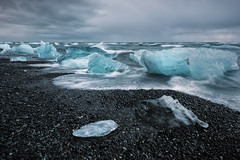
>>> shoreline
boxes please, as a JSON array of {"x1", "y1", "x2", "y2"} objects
[{"x1": 0, "y1": 57, "x2": 239, "y2": 159}]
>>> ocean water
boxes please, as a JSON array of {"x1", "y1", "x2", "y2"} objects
[{"x1": 2, "y1": 42, "x2": 240, "y2": 112}]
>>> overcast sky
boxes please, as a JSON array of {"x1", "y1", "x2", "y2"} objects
[{"x1": 0, "y1": 0, "x2": 240, "y2": 42}]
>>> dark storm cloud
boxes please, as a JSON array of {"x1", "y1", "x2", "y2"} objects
[{"x1": 0, "y1": 0, "x2": 240, "y2": 42}]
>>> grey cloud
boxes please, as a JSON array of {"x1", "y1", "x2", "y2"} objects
[{"x1": 0, "y1": 0, "x2": 240, "y2": 42}]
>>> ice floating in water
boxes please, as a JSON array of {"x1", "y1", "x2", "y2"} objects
[
  {"x1": 129, "y1": 50, "x2": 149, "y2": 66},
  {"x1": 36, "y1": 41, "x2": 60, "y2": 59},
  {"x1": 57, "y1": 45, "x2": 116, "y2": 63},
  {"x1": 12, "y1": 43, "x2": 34, "y2": 55},
  {"x1": 0, "y1": 44, "x2": 11, "y2": 54},
  {"x1": 141, "y1": 48, "x2": 239, "y2": 79},
  {"x1": 71, "y1": 42, "x2": 79, "y2": 46},
  {"x1": 91, "y1": 42, "x2": 118, "y2": 55},
  {"x1": 73, "y1": 120, "x2": 118, "y2": 137},
  {"x1": 54, "y1": 42, "x2": 60, "y2": 46},
  {"x1": 60, "y1": 56, "x2": 90, "y2": 69},
  {"x1": 161, "y1": 44, "x2": 184, "y2": 48},
  {"x1": 136, "y1": 95, "x2": 208, "y2": 128},
  {"x1": 10, "y1": 56, "x2": 27, "y2": 62},
  {"x1": 88, "y1": 53, "x2": 128, "y2": 73}
]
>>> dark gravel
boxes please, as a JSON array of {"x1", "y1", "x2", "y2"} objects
[{"x1": 0, "y1": 56, "x2": 240, "y2": 159}]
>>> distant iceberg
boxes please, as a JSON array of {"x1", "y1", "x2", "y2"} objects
[
  {"x1": 10, "y1": 56, "x2": 27, "y2": 62},
  {"x1": 0, "y1": 44, "x2": 11, "y2": 54},
  {"x1": 36, "y1": 41, "x2": 60, "y2": 59},
  {"x1": 88, "y1": 53, "x2": 128, "y2": 74},
  {"x1": 138, "y1": 48, "x2": 239, "y2": 79},
  {"x1": 57, "y1": 45, "x2": 116, "y2": 63},
  {"x1": 12, "y1": 43, "x2": 34, "y2": 55}
]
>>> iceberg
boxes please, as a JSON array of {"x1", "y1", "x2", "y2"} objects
[
  {"x1": 60, "y1": 56, "x2": 90, "y2": 69},
  {"x1": 88, "y1": 53, "x2": 128, "y2": 74},
  {"x1": 141, "y1": 48, "x2": 239, "y2": 79},
  {"x1": 36, "y1": 41, "x2": 60, "y2": 59},
  {"x1": 57, "y1": 46, "x2": 116, "y2": 63},
  {"x1": 73, "y1": 120, "x2": 118, "y2": 137},
  {"x1": 136, "y1": 95, "x2": 208, "y2": 128},
  {"x1": 12, "y1": 43, "x2": 34, "y2": 55},
  {"x1": 0, "y1": 44, "x2": 11, "y2": 54},
  {"x1": 130, "y1": 50, "x2": 151, "y2": 66},
  {"x1": 10, "y1": 56, "x2": 27, "y2": 62}
]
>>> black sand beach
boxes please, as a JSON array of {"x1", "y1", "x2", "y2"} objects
[{"x1": 0, "y1": 56, "x2": 239, "y2": 159}]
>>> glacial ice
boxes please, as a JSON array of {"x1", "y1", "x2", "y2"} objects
[
  {"x1": 0, "y1": 44, "x2": 11, "y2": 54},
  {"x1": 36, "y1": 41, "x2": 60, "y2": 59},
  {"x1": 129, "y1": 50, "x2": 149, "y2": 66},
  {"x1": 140, "y1": 48, "x2": 239, "y2": 79},
  {"x1": 10, "y1": 56, "x2": 27, "y2": 62},
  {"x1": 12, "y1": 43, "x2": 34, "y2": 55},
  {"x1": 73, "y1": 120, "x2": 118, "y2": 137},
  {"x1": 88, "y1": 53, "x2": 128, "y2": 74},
  {"x1": 57, "y1": 46, "x2": 116, "y2": 63},
  {"x1": 60, "y1": 56, "x2": 90, "y2": 69},
  {"x1": 136, "y1": 95, "x2": 208, "y2": 128}
]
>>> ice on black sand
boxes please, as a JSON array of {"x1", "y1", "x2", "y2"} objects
[
  {"x1": 73, "y1": 120, "x2": 118, "y2": 137},
  {"x1": 136, "y1": 95, "x2": 209, "y2": 128}
]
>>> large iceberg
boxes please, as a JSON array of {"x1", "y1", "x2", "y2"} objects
[
  {"x1": 88, "y1": 53, "x2": 128, "y2": 74},
  {"x1": 12, "y1": 43, "x2": 34, "y2": 55},
  {"x1": 136, "y1": 95, "x2": 208, "y2": 128},
  {"x1": 73, "y1": 120, "x2": 118, "y2": 137},
  {"x1": 0, "y1": 44, "x2": 11, "y2": 54},
  {"x1": 140, "y1": 48, "x2": 239, "y2": 79},
  {"x1": 36, "y1": 41, "x2": 60, "y2": 59}
]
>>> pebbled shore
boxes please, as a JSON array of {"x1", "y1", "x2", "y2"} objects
[{"x1": 0, "y1": 57, "x2": 239, "y2": 159}]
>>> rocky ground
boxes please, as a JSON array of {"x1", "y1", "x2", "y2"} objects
[{"x1": 0, "y1": 56, "x2": 239, "y2": 159}]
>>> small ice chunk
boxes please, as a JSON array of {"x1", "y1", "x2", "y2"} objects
[
  {"x1": 36, "y1": 41, "x2": 60, "y2": 59},
  {"x1": 12, "y1": 43, "x2": 34, "y2": 55},
  {"x1": 136, "y1": 95, "x2": 208, "y2": 128},
  {"x1": 73, "y1": 120, "x2": 118, "y2": 137},
  {"x1": 88, "y1": 53, "x2": 128, "y2": 73},
  {"x1": 0, "y1": 44, "x2": 11, "y2": 54},
  {"x1": 10, "y1": 56, "x2": 27, "y2": 62}
]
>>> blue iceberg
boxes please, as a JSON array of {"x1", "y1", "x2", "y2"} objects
[
  {"x1": 60, "y1": 56, "x2": 90, "y2": 69},
  {"x1": 12, "y1": 43, "x2": 34, "y2": 55},
  {"x1": 141, "y1": 48, "x2": 239, "y2": 79},
  {"x1": 88, "y1": 53, "x2": 128, "y2": 74},
  {"x1": 36, "y1": 41, "x2": 60, "y2": 59},
  {"x1": 73, "y1": 120, "x2": 118, "y2": 137},
  {"x1": 0, "y1": 44, "x2": 11, "y2": 54},
  {"x1": 57, "y1": 45, "x2": 116, "y2": 63}
]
